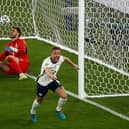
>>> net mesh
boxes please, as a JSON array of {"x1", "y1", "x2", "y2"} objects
[
  {"x1": 85, "y1": 0, "x2": 129, "y2": 97},
  {"x1": 0, "y1": 0, "x2": 129, "y2": 97},
  {"x1": 0, "y1": 0, "x2": 34, "y2": 37},
  {"x1": 35, "y1": 0, "x2": 78, "y2": 50},
  {"x1": 85, "y1": 0, "x2": 129, "y2": 72}
]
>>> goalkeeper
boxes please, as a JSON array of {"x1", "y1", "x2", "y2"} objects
[
  {"x1": 30, "y1": 47, "x2": 79, "y2": 123},
  {"x1": 0, "y1": 26, "x2": 29, "y2": 80}
]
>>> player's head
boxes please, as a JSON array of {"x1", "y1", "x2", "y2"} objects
[
  {"x1": 9, "y1": 26, "x2": 21, "y2": 39},
  {"x1": 51, "y1": 47, "x2": 61, "y2": 63}
]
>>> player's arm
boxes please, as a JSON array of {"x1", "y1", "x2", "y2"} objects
[
  {"x1": 44, "y1": 67, "x2": 57, "y2": 80},
  {"x1": 63, "y1": 56, "x2": 79, "y2": 71},
  {"x1": 5, "y1": 42, "x2": 18, "y2": 53},
  {"x1": 0, "y1": 51, "x2": 7, "y2": 61},
  {"x1": 6, "y1": 40, "x2": 27, "y2": 54},
  {"x1": 40, "y1": 59, "x2": 57, "y2": 80},
  {"x1": 0, "y1": 43, "x2": 11, "y2": 61}
]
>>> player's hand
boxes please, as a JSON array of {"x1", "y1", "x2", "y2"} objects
[
  {"x1": 73, "y1": 64, "x2": 79, "y2": 71},
  {"x1": 5, "y1": 46, "x2": 18, "y2": 52},
  {"x1": 9, "y1": 46, "x2": 18, "y2": 52},
  {"x1": 5, "y1": 47, "x2": 11, "y2": 52},
  {"x1": 50, "y1": 75, "x2": 57, "y2": 80}
]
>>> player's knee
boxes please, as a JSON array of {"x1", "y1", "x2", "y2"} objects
[
  {"x1": 0, "y1": 61, "x2": 3, "y2": 66},
  {"x1": 58, "y1": 91, "x2": 67, "y2": 99},
  {"x1": 61, "y1": 94, "x2": 67, "y2": 100},
  {"x1": 6, "y1": 56, "x2": 19, "y2": 63},
  {"x1": 36, "y1": 96, "x2": 43, "y2": 104}
]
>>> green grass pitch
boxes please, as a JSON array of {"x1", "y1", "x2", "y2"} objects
[{"x1": 0, "y1": 39, "x2": 129, "y2": 129}]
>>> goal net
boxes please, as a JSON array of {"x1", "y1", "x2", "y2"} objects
[
  {"x1": 84, "y1": 0, "x2": 129, "y2": 97},
  {"x1": 34, "y1": 0, "x2": 78, "y2": 51},
  {"x1": 0, "y1": 0, "x2": 129, "y2": 98},
  {"x1": 33, "y1": 0, "x2": 129, "y2": 98},
  {"x1": 0, "y1": 0, "x2": 34, "y2": 38}
]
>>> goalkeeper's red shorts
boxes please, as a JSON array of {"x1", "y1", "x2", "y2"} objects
[{"x1": 5, "y1": 61, "x2": 29, "y2": 75}]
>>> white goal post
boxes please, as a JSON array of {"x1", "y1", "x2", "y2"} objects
[{"x1": 0, "y1": 0, "x2": 129, "y2": 98}]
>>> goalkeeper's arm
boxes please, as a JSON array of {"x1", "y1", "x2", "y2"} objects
[{"x1": 44, "y1": 67, "x2": 57, "y2": 80}]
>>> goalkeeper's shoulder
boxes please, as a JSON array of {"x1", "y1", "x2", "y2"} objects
[{"x1": 18, "y1": 38, "x2": 27, "y2": 45}]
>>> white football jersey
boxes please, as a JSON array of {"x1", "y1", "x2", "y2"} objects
[{"x1": 37, "y1": 56, "x2": 64, "y2": 86}]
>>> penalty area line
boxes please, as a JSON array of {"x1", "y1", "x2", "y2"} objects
[{"x1": 26, "y1": 73, "x2": 129, "y2": 122}]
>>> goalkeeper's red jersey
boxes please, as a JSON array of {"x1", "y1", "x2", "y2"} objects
[{"x1": 0, "y1": 38, "x2": 29, "y2": 63}]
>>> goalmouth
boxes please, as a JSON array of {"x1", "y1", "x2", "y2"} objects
[{"x1": 0, "y1": 0, "x2": 129, "y2": 98}]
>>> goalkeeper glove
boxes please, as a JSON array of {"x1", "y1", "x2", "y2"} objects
[
  {"x1": 5, "y1": 47, "x2": 11, "y2": 52},
  {"x1": 5, "y1": 46, "x2": 18, "y2": 53}
]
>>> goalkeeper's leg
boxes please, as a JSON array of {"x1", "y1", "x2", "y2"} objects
[
  {"x1": 0, "y1": 61, "x2": 10, "y2": 72},
  {"x1": 6, "y1": 56, "x2": 27, "y2": 80}
]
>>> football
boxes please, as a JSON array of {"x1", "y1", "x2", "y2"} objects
[{"x1": 0, "y1": 15, "x2": 10, "y2": 24}]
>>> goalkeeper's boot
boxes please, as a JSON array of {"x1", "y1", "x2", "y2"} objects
[
  {"x1": 30, "y1": 114, "x2": 37, "y2": 123},
  {"x1": 56, "y1": 111, "x2": 66, "y2": 120},
  {"x1": 19, "y1": 73, "x2": 28, "y2": 80}
]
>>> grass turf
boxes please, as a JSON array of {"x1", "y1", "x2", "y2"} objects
[{"x1": 0, "y1": 39, "x2": 129, "y2": 129}]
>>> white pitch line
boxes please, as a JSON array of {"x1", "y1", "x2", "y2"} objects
[
  {"x1": 25, "y1": 73, "x2": 37, "y2": 80},
  {"x1": 26, "y1": 73, "x2": 129, "y2": 122},
  {"x1": 67, "y1": 91, "x2": 129, "y2": 121}
]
